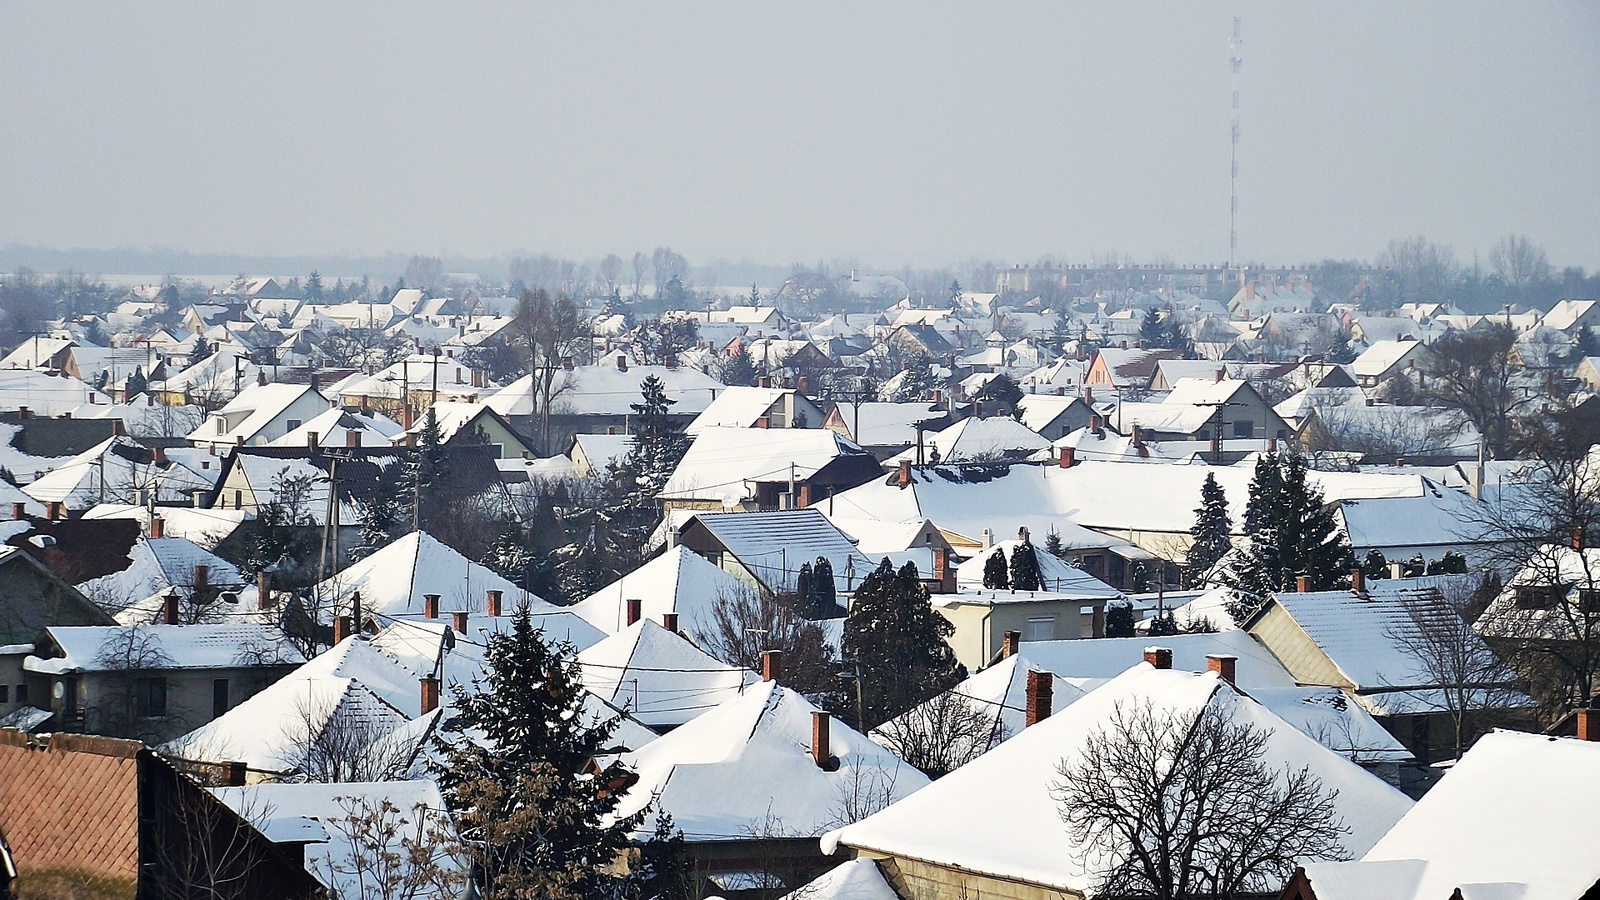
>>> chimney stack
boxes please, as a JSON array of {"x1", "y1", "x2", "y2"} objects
[
  {"x1": 307, "y1": 431, "x2": 319, "y2": 451},
  {"x1": 452, "y1": 611, "x2": 469, "y2": 634},
  {"x1": 933, "y1": 548, "x2": 955, "y2": 593},
  {"x1": 420, "y1": 676, "x2": 440, "y2": 715},
  {"x1": 762, "y1": 649, "x2": 783, "y2": 683},
  {"x1": 226, "y1": 762, "x2": 247, "y2": 787},
  {"x1": 626, "y1": 598, "x2": 643, "y2": 626},
  {"x1": 1002, "y1": 630, "x2": 1022, "y2": 658},
  {"x1": 10, "y1": 502, "x2": 23, "y2": 521},
  {"x1": 47, "y1": 501, "x2": 62, "y2": 521},
  {"x1": 150, "y1": 516, "x2": 165, "y2": 538},
  {"x1": 1578, "y1": 709, "x2": 1599, "y2": 742},
  {"x1": 334, "y1": 615, "x2": 352, "y2": 644},
  {"x1": 1144, "y1": 646, "x2": 1173, "y2": 669},
  {"x1": 1207, "y1": 654, "x2": 1238, "y2": 686},
  {"x1": 1296, "y1": 575, "x2": 1311, "y2": 593},
  {"x1": 424, "y1": 594, "x2": 440, "y2": 619},
  {"x1": 811, "y1": 711, "x2": 832, "y2": 768},
  {"x1": 486, "y1": 590, "x2": 503, "y2": 618},
  {"x1": 1059, "y1": 446, "x2": 1076, "y2": 468},
  {"x1": 616, "y1": 354, "x2": 627, "y2": 372},
  {"x1": 1025, "y1": 669, "x2": 1053, "y2": 726},
  {"x1": 346, "y1": 429, "x2": 362, "y2": 448},
  {"x1": 152, "y1": 446, "x2": 166, "y2": 466},
  {"x1": 258, "y1": 570, "x2": 274, "y2": 610},
  {"x1": 1351, "y1": 568, "x2": 1366, "y2": 594},
  {"x1": 1092, "y1": 603, "x2": 1106, "y2": 638},
  {"x1": 194, "y1": 565, "x2": 209, "y2": 598},
  {"x1": 898, "y1": 460, "x2": 911, "y2": 487},
  {"x1": 662, "y1": 612, "x2": 679, "y2": 634},
  {"x1": 163, "y1": 591, "x2": 181, "y2": 625},
  {"x1": 1574, "y1": 528, "x2": 1586, "y2": 551}
]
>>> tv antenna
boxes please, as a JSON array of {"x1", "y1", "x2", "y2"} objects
[{"x1": 1229, "y1": 16, "x2": 1243, "y2": 271}]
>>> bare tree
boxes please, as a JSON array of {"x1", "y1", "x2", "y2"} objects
[
  {"x1": 825, "y1": 762, "x2": 900, "y2": 828},
  {"x1": 316, "y1": 795, "x2": 465, "y2": 900},
  {"x1": 597, "y1": 254, "x2": 624, "y2": 296},
  {"x1": 288, "y1": 689, "x2": 401, "y2": 783},
  {"x1": 871, "y1": 689, "x2": 998, "y2": 779},
  {"x1": 508, "y1": 289, "x2": 587, "y2": 453},
  {"x1": 404, "y1": 255, "x2": 444, "y2": 294},
  {"x1": 145, "y1": 775, "x2": 294, "y2": 900},
  {"x1": 94, "y1": 624, "x2": 180, "y2": 740},
  {"x1": 631, "y1": 252, "x2": 649, "y2": 300},
  {"x1": 692, "y1": 585, "x2": 841, "y2": 703},
  {"x1": 1378, "y1": 237, "x2": 1458, "y2": 304},
  {"x1": 1051, "y1": 698, "x2": 1349, "y2": 900},
  {"x1": 1387, "y1": 580, "x2": 1527, "y2": 760},
  {"x1": 1421, "y1": 323, "x2": 1525, "y2": 456},
  {"x1": 1489, "y1": 234, "x2": 1551, "y2": 289}
]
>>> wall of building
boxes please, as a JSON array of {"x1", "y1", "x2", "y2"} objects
[
  {"x1": 1246, "y1": 603, "x2": 1351, "y2": 689},
  {"x1": 874, "y1": 853, "x2": 1087, "y2": 900}
]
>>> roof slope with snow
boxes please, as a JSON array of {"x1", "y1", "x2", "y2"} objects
[
  {"x1": 954, "y1": 541, "x2": 1122, "y2": 597},
  {"x1": 577, "y1": 620, "x2": 758, "y2": 728},
  {"x1": 77, "y1": 536, "x2": 246, "y2": 611},
  {"x1": 487, "y1": 364, "x2": 724, "y2": 418},
  {"x1": 569, "y1": 545, "x2": 753, "y2": 635},
  {"x1": 309, "y1": 531, "x2": 556, "y2": 622},
  {"x1": 662, "y1": 428, "x2": 874, "y2": 505},
  {"x1": 25, "y1": 623, "x2": 302, "y2": 674},
  {"x1": 824, "y1": 663, "x2": 1413, "y2": 894},
  {"x1": 885, "y1": 416, "x2": 1052, "y2": 465},
  {"x1": 685, "y1": 509, "x2": 877, "y2": 594}
]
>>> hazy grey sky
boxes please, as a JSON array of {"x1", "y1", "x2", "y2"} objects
[{"x1": 2, "y1": 2, "x2": 1596, "y2": 270}]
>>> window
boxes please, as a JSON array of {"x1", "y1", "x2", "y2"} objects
[
  {"x1": 1580, "y1": 589, "x2": 1600, "y2": 614},
  {"x1": 1025, "y1": 616, "x2": 1055, "y2": 641},
  {"x1": 285, "y1": 419, "x2": 302, "y2": 431},
  {"x1": 1515, "y1": 585, "x2": 1560, "y2": 610},
  {"x1": 134, "y1": 678, "x2": 167, "y2": 718},
  {"x1": 1232, "y1": 420, "x2": 1254, "y2": 439},
  {"x1": 212, "y1": 679, "x2": 230, "y2": 718},
  {"x1": 15, "y1": 684, "x2": 26, "y2": 704},
  {"x1": 0, "y1": 685, "x2": 8, "y2": 704}
]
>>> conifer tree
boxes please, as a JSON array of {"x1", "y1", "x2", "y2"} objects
[
  {"x1": 718, "y1": 344, "x2": 757, "y2": 387},
  {"x1": 1187, "y1": 473, "x2": 1233, "y2": 583},
  {"x1": 795, "y1": 562, "x2": 815, "y2": 611},
  {"x1": 434, "y1": 606, "x2": 651, "y2": 898},
  {"x1": 1363, "y1": 548, "x2": 1388, "y2": 580},
  {"x1": 1225, "y1": 450, "x2": 1352, "y2": 620},
  {"x1": 982, "y1": 548, "x2": 1010, "y2": 589},
  {"x1": 811, "y1": 557, "x2": 838, "y2": 617},
  {"x1": 839, "y1": 559, "x2": 966, "y2": 730},
  {"x1": 1008, "y1": 537, "x2": 1043, "y2": 591},
  {"x1": 1043, "y1": 527, "x2": 1067, "y2": 559},
  {"x1": 1105, "y1": 600, "x2": 1136, "y2": 637}
]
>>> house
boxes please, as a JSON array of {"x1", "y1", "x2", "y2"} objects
[
  {"x1": 1014, "y1": 393, "x2": 1095, "y2": 440},
  {"x1": 1083, "y1": 346, "x2": 1185, "y2": 389},
  {"x1": 1285, "y1": 728, "x2": 1600, "y2": 900},
  {"x1": 268, "y1": 406, "x2": 403, "y2": 449},
  {"x1": 822, "y1": 657, "x2": 1412, "y2": 900},
  {"x1": 188, "y1": 381, "x2": 332, "y2": 449},
  {"x1": 484, "y1": 362, "x2": 725, "y2": 454},
  {"x1": 335, "y1": 354, "x2": 490, "y2": 424},
  {"x1": 570, "y1": 545, "x2": 755, "y2": 636},
  {"x1": 1475, "y1": 542, "x2": 1600, "y2": 652},
  {"x1": 76, "y1": 537, "x2": 247, "y2": 620},
  {"x1": 685, "y1": 385, "x2": 826, "y2": 432},
  {"x1": 0, "y1": 368, "x2": 112, "y2": 416},
  {"x1": 0, "y1": 335, "x2": 75, "y2": 371},
  {"x1": 610, "y1": 678, "x2": 929, "y2": 894},
  {"x1": 1113, "y1": 377, "x2": 1293, "y2": 444},
  {"x1": 23, "y1": 623, "x2": 303, "y2": 741},
  {"x1": 885, "y1": 416, "x2": 1052, "y2": 465},
  {"x1": 1244, "y1": 575, "x2": 1534, "y2": 764},
  {"x1": 0, "y1": 730, "x2": 322, "y2": 898},
  {"x1": 398, "y1": 401, "x2": 537, "y2": 458},
  {"x1": 1332, "y1": 485, "x2": 1498, "y2": 570},
  {"x1": 1351, "y1": 339, "x2": 1432, "y2": 387},
  {"x1": 22, "y1": 436, "x2": 213, "y2": 513},
  {"x1": 675, "y1": 509, "x2": 878, "y2": 598},
  {"x1": 568, "y1": 432, "x2": 635, "y2": 477},
  {"x1": 933, "y1": 587, "x2": 1115, "y2": 673},
  {"x1": 0, "y1": 546, "x2": 116, "y2": 726},
  {"x1": 819, "y1": 402, "x2": 950, "y2": 460},
  {"x1": 1542, "y1": 298, "x2": 1600, "y2": 335},
  {"x1": 577, "y1": 619, "x2": 757, "y2": 730},
  {"x1": 884, "y1": 323, "x2": 957, "y2": 359},
  {"x1": 660, "y1": 428, "x2": 883, "y2": 513}
]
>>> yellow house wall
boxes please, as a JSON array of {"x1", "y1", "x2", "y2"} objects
[
  {"x1": 1246, "y1": 602, "x2": 1351, "y2": 688},
  {"x1": 874, "y1": 855, "x2": 1086, "y2": 900}
]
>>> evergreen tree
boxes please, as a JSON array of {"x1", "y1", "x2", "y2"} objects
[
  {"x1": 1146, "y1": 610, "x2": 1180, "y2": 636},
  {"x1": 1362, "y1": 548, "x2": 1388, "y2": 580},
  {"x1": 892, "y1": 358, "x2": 939, "y2": 402},
  {"x1": 982, "y1": 548, "x2": 1010, "y2": 589},
  {"x1": 973, "y1": 373, "x2": 1023, "y2": 416},
  {"x1": 1105, "y1": 600, "x2": 1136, "y2": 637},
  {"x1": 1008, "y1": 537, "x2": 1043, "y2": 591},
  {"x1": 795, "y1": 563, "x2": 815, "y2": 611},
  {"x1": 811, "y1": 557, "x2": 838, "y2": 617},
  {"x1": 1225, "y1": 450, "x2": 1352, "y2": 613},
  {"x1": 123, "y1": 365, "x2": 147, "y2": 399},
  {"x1": 402, "y1": 410, "x2": 450, "y2": 533},
  {"x1": 1187, "y1": 473, "x2": 1233, "y2": 583},
  {"x1": 434, "y1": 606, "x2": 649, "y2": 898},
  {"x1": 593, "y1": 376, "x2": 692, "y2": 570},
  {"x1": 1049, "y1": 315, "x2": 1074, "y2": 354},
  {"x1": 481, "y1": 527, "x2": 537, "y2": 591},
  {"x1": 304, "y1": 270, "x2": 324, "y2": 303},
  {"x1": 718, "y1": 344, "x2": 758, "y2": 386},
  {"x1": 839, "y1": 559, "x2": 966, "y2": 730},
  {"x1": 1043, "y1": 526, "x2": 1066, "y2": 559}
]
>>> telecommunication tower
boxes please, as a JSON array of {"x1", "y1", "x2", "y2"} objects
[{"x1": 1229, "y1": 16, "x2": 1243, "y2": 271}]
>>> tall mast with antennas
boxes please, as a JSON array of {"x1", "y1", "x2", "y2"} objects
[{"x1": 1229, "y1": 16, "x2": 1243, "y2": 271}]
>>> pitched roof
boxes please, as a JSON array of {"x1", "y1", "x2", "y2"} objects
[
  {"x1": 484, "y1": 364, "x2": 724, "y2": 418},
  {"x1": 25, "y1": 623, "x2": 302, "y2": 674},
  {"x1": 884, "y1": 416, "x2": 1051, "y2": 465},
  {"x1": 577, "y1": 620, "x2": 758, "y2": 728},
  {"x1": 77, "y1": 536, "x2": 246, "y2": 612},
  {"x1": 661, "y1": 428, "x2": 874, "y2": 504},
  {"x1": 952, "y1": 541, "x2": 1121, "y2": 597},
  {"x1": 684, "y1": 509, "x2": 877, "y2": 594},
  {"x1": 824, "y1": 663, "x2": 1413, "y2": 893},
  {"x1": 569, "y1": 545, "x2": 753, "y2": 635},
  {"x1": 308, "y1": 530, "x2": 557, "y2": 623},
  {"x1": 685, "y1": 386, "x2": 796, "y2": 432}
]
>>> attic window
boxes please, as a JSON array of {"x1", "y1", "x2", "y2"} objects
[
  {"x1": 1514, "y1": 585, "x2": 1561, "y2": 610},
  {"x1": 1580, "y1": 588, "x2": 1600, "y2": 614}
]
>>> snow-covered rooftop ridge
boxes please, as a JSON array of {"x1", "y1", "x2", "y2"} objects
[
  {"x1": 25, "y1": 623, "x2": 302, "y2": 674},
  {"x1": 577, "y1": 619, "x2": 757, "y2": 728},
  {"x1": 952, "y1": 540, "x2": 1122, "y2": 598},
  {"x1": 308, "y1": 530, "x2": 555, "y2": 623},
  {"x1": 569, "y1": 545, "x2": 752, "y2": 635}
]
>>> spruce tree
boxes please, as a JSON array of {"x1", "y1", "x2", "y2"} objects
[
  {"x1": 1187, "y1": 473, "x2": 1233, "y2": 583},
  {"x1": 1043, "y1": 527, "x2": 1066, "y2": 559},
  {"x1": 1363, "y1": 548, "x2": 1388, "y2": 580},
  {"x1": 982, "y1": 548, "x2": 1010, "y2": 589},
  {"x1": 718, "y1": 345, "x2": 757, "y2": 387},
  {"x1": 839, "y1": 559, "x2": 966, "y2": 730},
  {"x1": 1008, "y1": 538, "x2": 1043, "y2": 591},
  {"x1": 1105, "y1": 600, "x2": 1136, "y2": 637},
  {"x1": 434, "y1": 606, "x2": 648, "y2": 897},
  {"x1": 811, "y1": 557, "x2": 838, "y2": 617},
  {"x1": 1226, "y1": 450, "x2": 1352, "y2": 614},
  {"x1": 795, "y1": 563, "x2": 815, "y2": 611}
]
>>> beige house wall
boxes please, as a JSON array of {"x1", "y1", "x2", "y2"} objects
[
  {"x1": 871, "y1": 854, "x2": 1087, "y2": 900},
  {"x1": 1246, "y1": 602, "x2": 1351, "y2": 688}
]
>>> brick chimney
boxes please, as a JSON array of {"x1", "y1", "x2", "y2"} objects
[
  {"x1": 1059, "y1": 446, "x2": 1076, "y2": 467},
  {"x1": 1574, "y1": 528, "x2": 1586, "y2": 551},
  {"x1": 47, "y1": 501, "x2": 62, "y2": 521},
  {"x1": 150, "y1": 516, "x2": 165, "y2": 538},
  {"x1": 486, "y1": 590, "x2": 503, "y2": 618},
  {"x1": 307, "y1": 431, "x2": 319, "y2": 451},
  {"x1": 932, "y1": 548, "x2": 955, "y2": 593},
  {"x1": 346, "y1": 429, "x2": 362, "y2": 448},
  {"x1": 1025, "y1": 669, "x2": 1053, "y2": 726},
  {"x1": 626, "y1": 598, "x2": 643, "y2": 626},
  {"x1": 811, "y1": 711, "x2": 832, "y2": 768},
  {"x1": 194, "y1": 565, "x2": 209, "y2": 598},
  {"x1": 163, "y1": 591, "x2": 181, "y2": 625},
  {"x1": 1351, "y1": 568, "x2": 1366, "y2": 594},
  {"x1": 10, "y1": 502, "x2": 23, "y2": 521},
  {"x1": 1092, "y1": 603, "x2": 1106, "y2": 638},
  {"x1": 257, "y1": 570, "x2": 274, "y2": 609},
  {"x1": 152, "y1": 446, "x2": 166, "y2": 466},
  {"x1": 1207, "y1": 654, "x2": 1238, "y2": 686},
  {"x1": 762, "y1": 649, "x2": 783, "y2": 683},
  {"x1": 898, "y1": 460, "x2": 911, "y2": 488},
  {"x1": 424, "y1": 594, "x2": 440, "y2": 619},
  {"x1": 662, "y1": 612, "x2": 679, "y2": 634},
  {"x1": 1144, "y1": 646, "x2": 1173, "y2": 669},
  {"x1": 420, "y1": 676, "x2": 440, "y2": 715},
  {"x1": 616, "y1": 354, "x2": 627, "y2": 372},
  {"x1": 452, "y1": 611, "x2": 469, "y2": 634},
  {"x1": 1296, "y1": 575, "x2": 1311, "y2": 593},
  {"x1": 226, "y1": 761, "x2": 247, "y2": 786},
  {"x1": 1002, "y1": 630, "x2": 1022, "y2": 658},
  {"x1": 334, "y1": 615, "x2": 352, "y2": 644}
]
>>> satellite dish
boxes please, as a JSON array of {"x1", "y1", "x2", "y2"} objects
[{"x1": 27, "y1": 535, "x2": 56, "y2": 549}]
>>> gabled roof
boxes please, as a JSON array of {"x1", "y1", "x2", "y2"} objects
[
  {"x1": 23, "y1": 436, "x2": 212, "y2": 510},
  {"x1": 186, "y1": 382, "x2": 329, "y2": 445},
  {"x1": 484, "y1": 364, "x2": 724, "y2": 418},
  {"x1": 661, "y1": 428, "x2": 876, "y2": 505},
  {"x1": 310, "y1": 530, "x2": 557, "y2": 623},
  {"x1": 569, "y1": 545, "x2": 753, "y2": 635},
  {"x1": 823, "y1": 663, "x2": 1413, "y2": 893},
  {"x1": 612, "y1": 679, "x2": 929, "y2": 840},
  {"x1": 77, "y1": 536, "x2": 246, "y2": 612},
  {"x1": 270, "y1": 407, "x2": 402, "y2": 448},
  {"x1": 952, "y1": 541, "x2": 1121, "y2": 598},
  {"x1": 1352, "y1": 339, "x2": 1428, "y2": 378},
  {"x1": 685, "y1": 386, "x2": 798, "y2": 433},
  {"x1": 873, "y1": 654, "x2": 1087, "y2": 753},
  {"x1": 683, "y1": 509, "x2": 876, "y2": 595},
  {"x1": 25, "y1": 623, "x2": 302, "y2": 674},
  {"x1": 577, "y1": 620, "x2": 758, "y2": 728},
  {"x1": 0, "y1": 368, "x2": 111, "y2": 416},
  {"x1": 884, "y1": 416, "x2": 1051, "y2": 465},
  {"x1": 1301, "y1": 730, "x2": 1600, "y2": 900}
]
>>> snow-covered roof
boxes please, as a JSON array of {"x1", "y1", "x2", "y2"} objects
[
  {"x1": 612, "y1": 679, "x2": 929, "y2": 840},
  {"x1": 875, "y1": 654, "x2": 1087, "y2": 755},
  {"x1": 80, "y1": 504, "x2": 247, "y2": 549},
  {"x1": 569, "y1": 545, "x2": 753, "y2": 635},
  {"x1": 952, "y1": 541, "x2": 1121, "y2": 597},
  {"x1": 1352, "y1": 339, "x2": 1427, "y2": 378},
  {"x1": 270, "y1": 407, "x2": 402, "y2": 448},
  {"x1": 1477, "y1": 543, "x2": 1600, "y2": 642},
  {"x1": 833, "y1": 402, "x2": 946, "y2": 448},
  {"x1": 22, "y1": 436, "x2": 212, "y2": 510},
  {"x1": 1301, "y1": 730, "x2": 1600, "y2": 900},
  {"x1": 823, "y1": 663, "x2": 1413, "y2": 893},
  {"x1": 0, "y1": 369, "x2": 112, "y2": 416},
  {"x1": 661, "y1": 428, "x2": 872, "y2": 505},
  {"x1": 309, "y1": 531, "x2": 557, "y2": 623},
  {"x1": 684, "y1": 386, "x2": 795, "y2": 433},
  {"x1": 568, "y1": 433, "x2": 634, "y2": 475},
  {"x1": 187, "y1": 382, "x2": 329, "y2": 445},
  {"x1": 884, "y1": 416, "x2": 1052, "y2": 465},
  {"x1": 781, "y1": 859, "x2": 901, "y2": 900},
  {"x1": 685, "y1": 509, "x2": 877, "y2": 595},
  {"x1": 25, "y1": 622, "x2": 299, "y2": 674},
  {"x1": 577, "y1": 620, "x2": 758, "y2": 728},
  {"x1": 1335, "y1": 485, "x2": 1491, "y2": 550},
  {"x1": 77, "y1": 536, "x2": 246, "y2": 612},
  {"x1": 484, "y1": 364, "x2": 724, "y2": 418}
]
